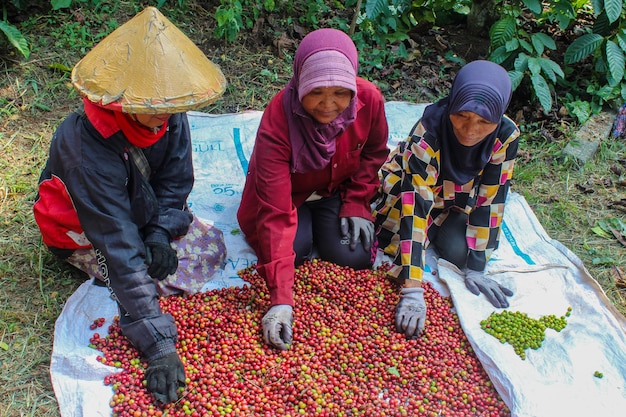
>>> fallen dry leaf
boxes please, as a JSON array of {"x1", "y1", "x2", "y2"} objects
[
  {"x1": 610, "y1": 266, "x2": 626, "y2": 289},
  {"x1": 72, "y1": 9, "x2": 86, "y2": 24},
  {"x1": 434, "y1": 34, "x2": 449, "y2": 51},
  {"x1": 609, "y1": 199, "x2": 626, "y2": 212},
  {"x1": 610, "y1": 163, "x2": 622, "y2": 176},
  {"x1": 601, "y1": 177, "x2": 613, "y2": 187},
  {"x1": 575, "y1": 183, "x2": 595, "y2": 194},
  {"x1": 273, "y1": 32, "x2": 297, "y2": 58},
  {"x1": 609, "y1": 227, "x2": 626, "y2": 246}
]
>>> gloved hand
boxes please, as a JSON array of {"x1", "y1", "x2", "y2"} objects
[
  {"x1": 145, "y1": 352, "x2": 186, "y2": 404},
  {"x1": 463, "y1": 268, "x2": 513, "y2": 308},
  {"x1": 340, "y1": 216, "x2": 374, "y2": 251},
  {"x1": 144, "y1": 229, "x2": 178, "y2": 280},
  {"x1": 262, "y1": 304, "x2": 293, "y2": 350},
  {"x1": 395, "y1": 286, "x2": 427, "y2": 340}
]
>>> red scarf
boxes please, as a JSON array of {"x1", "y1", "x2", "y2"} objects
[{"x1": 82, "y1": 98, "x2": 167, "y2": 148}]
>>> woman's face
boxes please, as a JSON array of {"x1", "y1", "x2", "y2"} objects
[
  {"x1": 133, "y1": 113, "x2": 171, "y2": 129},
  {"x1": 449, "y1": 111, "x2": 498, "y2": 146},
  {"x1": 301, "y1": 87, "x2": 353, "y2": 124}
]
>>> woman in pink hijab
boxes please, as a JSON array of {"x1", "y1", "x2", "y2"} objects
[{"x1": 237, "y1": 28, "x2": 389, "y2": 350}]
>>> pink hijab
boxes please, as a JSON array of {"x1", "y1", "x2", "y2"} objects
[{"x1": 282, "y1": 28, "x2": 359, "y2": 173}]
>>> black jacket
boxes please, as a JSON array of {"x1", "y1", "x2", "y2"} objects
[{"x1": 34, "y1": 109, "x2": 194, "y2": 359}]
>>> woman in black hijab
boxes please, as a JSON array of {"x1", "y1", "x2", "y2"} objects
[{"x1": 373, "y1": 60, "x2": 520, "y2": 340}]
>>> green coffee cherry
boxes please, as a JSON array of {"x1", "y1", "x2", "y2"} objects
[{"x1": 480, "y1": 308, "x2": 570, "y2": 360}]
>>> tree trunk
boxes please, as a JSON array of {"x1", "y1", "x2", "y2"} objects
[{"x1": 467, "y1": 0, "x2": 500, "y2": 38}]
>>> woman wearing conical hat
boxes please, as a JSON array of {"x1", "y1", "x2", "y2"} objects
[{"x1": 33, "y1": 7, "x2": 227, "y2": 404}]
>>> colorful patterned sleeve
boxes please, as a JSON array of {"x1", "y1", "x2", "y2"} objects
[
  {"x1": 374, "y1": 122, "x2": 440, "y2": 282},
  {"x1": 466, "y1": 116, "x2": 520, "y2": 271}
]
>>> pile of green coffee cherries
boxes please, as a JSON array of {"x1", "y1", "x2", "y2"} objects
[{"x1": 480, "y1": 307, "x2": 572, "y2": 360}]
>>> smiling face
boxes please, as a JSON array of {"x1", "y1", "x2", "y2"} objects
[
  {"x1": 449, "y1": 111, "x2": 498, "y2": 146},
  {"x1": 133, "y1": 113, "x2": 171, "y2": 129},
  {"x1": 300, "y1": 87, "x2": 353, "y2": 124}
]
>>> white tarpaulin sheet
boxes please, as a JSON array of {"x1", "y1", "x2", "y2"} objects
[{"x1": 50, "y1": 102, "x2": 626, "y2": 417}]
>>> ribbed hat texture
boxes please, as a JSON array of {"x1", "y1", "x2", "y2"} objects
[{"x1": 297, "y1": 50, "x2": 357, "y2": 101}]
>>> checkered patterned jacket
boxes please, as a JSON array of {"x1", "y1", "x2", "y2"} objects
[{"x1": 373, "y1": 115, "x2": 520, "y2": 282}]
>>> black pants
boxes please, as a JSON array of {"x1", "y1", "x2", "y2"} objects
[
  {"x1": 430, "y1": 210, "x2": 469, "y2": 269},
  {"x1": 294, "y1": 193, "x2": 372, "y2": 270}
]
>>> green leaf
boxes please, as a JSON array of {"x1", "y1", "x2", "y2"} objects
[
  {"x1": 602, "y1": 218, "x2": 626, "y2": 234},
  {"x1": 555, "y1": 14, "x2": 570, "y2": 31},
  {"x1": 595, "y1": 218, "x2": 626, "y2": 243},
  {"x1": 593, "y1": 11, "x2": 611, "y2": 37},
  {"x1": 590, "y1": 0, "x2": 603, "y2": 15},
  {"x1": 537, "y1": 57, "x2": 564, "y2": 82},
  {"x1": 531, "y1": 36, "x2": 544, "y2": 55},
  {"x1": 519, "y1": 38, "x2": 533, "y2": 54},
  {"x1": 591, "y1": 226, "x2": 613, "y2": 239},
  {"x1": 613, "y1": 218, "x2": 626, "y2": 232},
  {"x1": 591, "y1": 256, "x2": 615, "y2": 265},
  {"x1": 33, "y1": 102, "x2": 52, "y2": 111},
  {"x1": 604, "y1": 0, "x2": 622, "y2": 24},
  {"x1": 0, "y1": 21, "x2": 30, "y2": 59},
  {"x1": 564, "y1": 34, "x2": 604, "y2": 64},
  {"x1": 0, "y1": 341, "x2": 8, "y2": 351},
  {"x1": 513, "y1": 53, "x2": 529, "y2": 72},
  {"x1": 530, "y1": 73, "x2": 552, "y2": 112},
  {"x1": 397, "y1": 42, "x2": 409, "y2": 59},
  {"x1": 489, "y1": 46, "x2": 512, "y2": 64},
  {"x1": 509, "y1": 70, "x2": 524, "y2": 91},
  {"x1": 51, "y1": 0, "x2": 72, "y2": 10},
  {"x1": 528, "y1": 57, "x2": 541, "y2": 77},
  {"x1": 553, "y1": 0, "x2": 576, "y2": 18},
  {"x1": 48, "y1": 63, "x2": 73, "y2": 72},
  {"x1": 532, "y1": 32, "x2": 556, "y2": 52},
  {"x1": 522, "y1": 0, "x2": 542, "y2": 15},
  {"x1": 387, "y1": 366, "x2": 400, "y2": 377},
  {"x1": 605, "y1": 41, "x2": 625, "y2": 86},
  {"x1": 505, "y1": 38, "x2": 520, "y2": 53},
  {"x1": 452, "y1": 3, "x2": 470, "y2": 15},
  {"x1": 552, "y1": 1, "x2": 576, "y2": 30},
  {"x1": 365, "y1": 0, "x2": 388, "y2": 19},
  {"x1": 565, "y1": 100, "x2": 591, "y2": 124},
  {"x1": 264, "y1": 0, "x2": 276, "y2": 12},
  {"x1": 489, "y1": 17, "x2": 517, "y2": 50},
  {"x1": 444, "y1": 50, "x2": 465, "y2": 65},
  {"x1": 616, "y1": 31, "x2": 626, "y2": 53}
]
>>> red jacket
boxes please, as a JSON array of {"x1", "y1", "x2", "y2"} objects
[{"x1": 237, "y1": 77, "x2": 389, "y2": 306}]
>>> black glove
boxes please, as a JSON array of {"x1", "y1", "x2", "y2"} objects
[
  {"x1": 340, "y1": 216, "x2": 374, "y2": 251},
  {"x1": 144, "y1": 229, "x2": 178, "y2": 280},
  {"x1": 145, "y1": 352, "x2": 186, "y2": 404}
]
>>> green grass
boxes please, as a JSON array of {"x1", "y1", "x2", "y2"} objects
[
  {"x1": 514, "y1": 130, "x2": 626, "y2": 311},
  {"x1": 0, "y1": 2, "x2": 624, "y2": 416}
]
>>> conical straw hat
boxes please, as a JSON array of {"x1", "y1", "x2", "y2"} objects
[{"x1": 71, "y1": 6, "x2": 227, "y2": 113}]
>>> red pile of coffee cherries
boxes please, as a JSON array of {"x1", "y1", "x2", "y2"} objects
[{"x1": 90, "y1": 260, "x2": 510, "y2": 416}]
